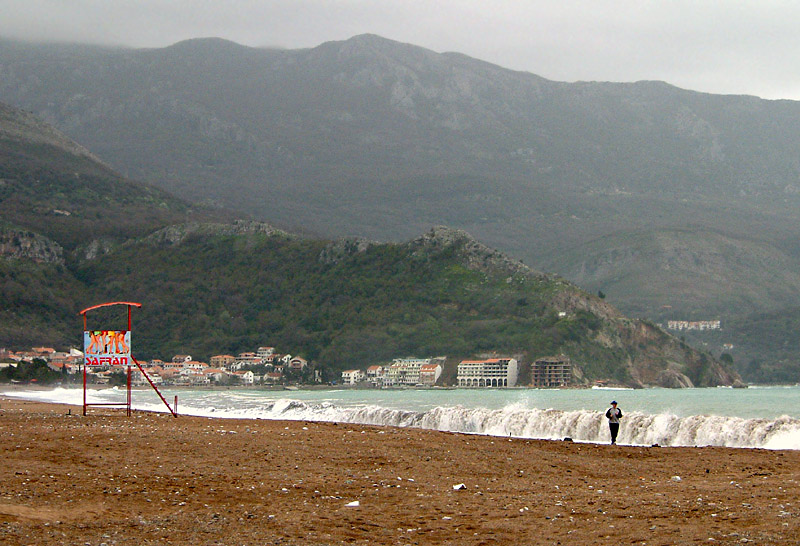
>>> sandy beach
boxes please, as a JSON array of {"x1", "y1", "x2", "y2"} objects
[{"x1": 1, "y1": 397, "x2": 799, "y2": 545}]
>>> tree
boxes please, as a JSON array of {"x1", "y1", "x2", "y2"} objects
[{"x1": 108, "y1": 370, "x2": 128, "y2": 387}]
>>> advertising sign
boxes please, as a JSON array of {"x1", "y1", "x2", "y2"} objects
[{"x1": 83, "y1": 330, "x2": 131, "y2": 367}]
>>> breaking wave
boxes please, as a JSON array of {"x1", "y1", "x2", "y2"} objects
[
  {"x1": 183, "y1": 398, "x2": 800, "y2": 450},
  {"x1": 6, "y1": 387, "x2": 800, "y2": 450}
]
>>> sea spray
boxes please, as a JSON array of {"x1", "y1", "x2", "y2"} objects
[
  {"x1": 6, "y1": 386, "x2": 800, "y2": 450},
  {"x1": 171, "y1": 397, "x2": 800, "y2": 449}
]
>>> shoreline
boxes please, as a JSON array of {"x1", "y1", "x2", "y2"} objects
[
  {"x1": 2, "y1": 396, "x2": 800, "y2": 544},
  {"x1": 3, "y1": 386, "x2": 800, "y2": 451}
]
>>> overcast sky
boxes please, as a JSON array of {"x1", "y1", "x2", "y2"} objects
[{"x1": 2, "y1": 0, "x2": 799, "y2": 100}]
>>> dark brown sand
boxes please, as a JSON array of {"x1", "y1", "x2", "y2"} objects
[{"x1": 1, "y1": 396, "x2": 799, "y2": 545}]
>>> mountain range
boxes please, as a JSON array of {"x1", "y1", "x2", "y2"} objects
[
  {"x1": 1, "y1": 34, "x2": 800, "y2": 378},
  {"x1": 0, "y1": 99, "x2": 739, "y2": 387}
]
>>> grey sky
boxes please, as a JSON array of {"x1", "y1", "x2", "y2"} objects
[{"x1": 2, "y1": 0, "x2": 799, "y2": 100}]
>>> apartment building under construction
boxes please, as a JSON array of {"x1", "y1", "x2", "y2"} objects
[{"x1": 531, "y1": 355, "x2": 572, "y2": 387}]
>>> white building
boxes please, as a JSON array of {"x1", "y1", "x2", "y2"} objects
[
  {"x1": 231, "y1": 353, "x2": 261, "y2": 371},
  {"x1": 132, "y1": 368, "x2": 163, "y2": 386},
  {"x1": 257, "y1": 346, "x2": 275, "y2": 361},
  {"x1": 202, "y1": 368, "x2": 229, "y2": 383},
  {"x1": 457, "y1": 358, "x2": 518, "y2": 388},
  {"x1": 233, "y1": 370, "x2": 255, "y2": 385},
  {"x1": 341, "y1": 369, "x2": 365, "y2": 385},
  {"x1": 384, "y1": 357, "x2": 446, "y2": 386},
  {"x1": 419, "y1": 363, "x2": 443, "y2": 386},
  {"x1": 366, "y1": 365, "x2": 385, "y2": 386},
  {"x1": 385, "y1": 358, "x2": 423, "y2": 386}
]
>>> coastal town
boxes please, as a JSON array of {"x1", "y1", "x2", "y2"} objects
[
  {"x1": 0, "y1": 345, "x2": 316, "y2": 386},
  {"x1": 0, "y1": 346, "x2": 575, "y2": 388}
]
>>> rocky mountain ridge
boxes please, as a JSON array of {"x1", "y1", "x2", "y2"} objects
[
  {"x1": 0, "y1": 227, "x2": 63, "y2": 264},
  {"x1": 2, "y1": 34, "x2": 800, "y2": 327},
  {"x1": 0, "y1": 97, "x2": 739, "y2": 386}
]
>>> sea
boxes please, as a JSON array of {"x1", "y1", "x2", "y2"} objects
[{"x1": 4, "y1": 385, "x2": 800, "y2": 450}]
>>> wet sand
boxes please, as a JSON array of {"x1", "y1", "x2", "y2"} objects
[{"x1": 1, "y1": 396, "x2": 799, "y2": 545}]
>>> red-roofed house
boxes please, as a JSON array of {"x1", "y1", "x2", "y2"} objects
[
  {"x1": 232, "y1": 370, "x2": 255, "y2": 385},
  {"x1": 341, "y1": 369, "x2": 365, "y2": 385},
  {"x1": 419, "y1": 363, "x2": 442, "y2": 386},
  {"x1": 366, "y1": 365, "x2": 385, "y2": 386},
  {"x1": 32, "y1": 347, "x2": 56, "y2": 358},
  {"x1": 202, "y1": 368, "x2": 228, "y2": 383},
  {"x1": 133, "y1": 368, "x2": 164, "y2": 386},
  {"x1": 210, "y1": 355, "x2": 235, "y2": 369},
  {"x1": 289, "y1": 357, "x2": 307, "y2": 370}
]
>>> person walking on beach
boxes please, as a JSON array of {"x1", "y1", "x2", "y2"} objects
[{"x1": 605, "y1": 401, "x2": 622, "y2": 444}]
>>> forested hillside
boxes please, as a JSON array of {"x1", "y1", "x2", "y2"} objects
[
  {"x1": 0, "y1": 101, "x2": 230, "y2": 347},
  {"x1": 68, "y1": 223, "x2": 736, "y2": 387},
  {"x1": 0, "y1": 100, "x2": 739, "y2": 386}
]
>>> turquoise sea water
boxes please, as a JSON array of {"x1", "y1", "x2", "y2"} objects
[{"x1": 4, "y1": 385, "x2": 800, "y2": 450}]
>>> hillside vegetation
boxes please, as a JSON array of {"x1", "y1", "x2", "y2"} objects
[
  {"x1": 0, "y1": 100, "x2": 230, "y2": 347},
  {"x1": 0, "y1": 102, "x2": 738, "y2": 387},
  {"x1": 719, "y1": 308, "x2": 800, "y2": 383},
  {"x1": 71, "y1": 223, "x2": 736, "y2": 387},
  {"x1": 545, "y1": 229, "x2": 800, "y2": 319},
  {"x1": 0, "y1": 102, "x2": 230, "y2": 252}
]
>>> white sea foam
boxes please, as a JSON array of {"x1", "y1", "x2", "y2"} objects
[{"x1": 5, "y1": 387, "x2": 800, "y2": 450}]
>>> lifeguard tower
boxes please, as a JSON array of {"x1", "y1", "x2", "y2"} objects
[{"x1": 79, "y1": 301, "x2": 177, "y2": 417}]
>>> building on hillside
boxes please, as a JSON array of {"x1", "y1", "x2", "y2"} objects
[
  {"x1": 237, "y1": 352, "x2": 260, "y2": 361},
  {"x1": 48, "y1": 351, "x2": 82, "y2": 373},
  {"x1": 341, "y1": 369, "x2": 365, "y2": 385},
  {"x1": 257, "y1": 347, "x2": 275, "y2": 360},
  {"x1": 419, "y1": 362, "x2": 443, "y2": 386},
  {"x1": 366, "y1": 365, "x2": 385, "y2": 386},
  {"x1": 179, "y1": 367, "x2": 210, "y2": 385},
  {"x1": 457, "y1": 358, "x2": 518, "y2": 388},
  {"x1": 385, "y1": 358, "x2": 422, "y2": 386},
  {"x1": 163, "y1": 360, "x2": 187, "y2": 371},
  {"x1": 133, "y1": 368, "x2": 164, "y2": 386},
  {"x1": 230, "y1": 353, "x2": 261, "y2": 370},
  {"x1": 210, "y1": 355, "x2": 235, "y2": 369},
  {"x1": 202, "y1": 368, "x2": 229, "y2": 383},
  {"x1": 232, "y1": 370, "x2": 255, "y2": 385},
  {"x1": 666, "y1": 320, "x2": 721, "y2": 331},
  {"x1": 172, "y1": 354, "x2": 192, "y2": 363},
  {"x1": 158, "y1": 368, "x2": 179, "y2": 383},
  {"x1": 46, "y1": 361, "x2": 80, "y2": 374},
  {"x1": 289, "y1": 357, "x2": 308, "y2": 371},
  {"x1": 531, "y1": 355, "x2": 572, "y2": 387},
  {"x1": 384, "y1": 357, "x2": 447, "y2": 386},
  {"x1": 32, "y1": 347, "x2": 56, "y2": 358}
]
